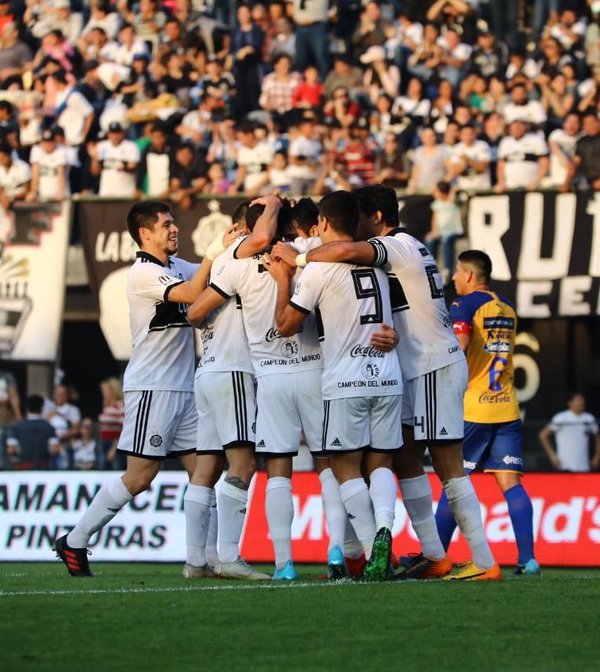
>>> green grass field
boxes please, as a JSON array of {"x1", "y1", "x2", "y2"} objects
[{"x1": 2, "y1": 563, "x2": 599, "y2": 672}]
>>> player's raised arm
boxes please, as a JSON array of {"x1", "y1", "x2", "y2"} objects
[
  {"x1": 273, "y1": 239, "x2": 379, "y2": 267},
  {"x1": 167, "y1": 256, "x2": 213, "y2": 304},
  {"x1": 235, "y1": 195, "x2": 283, "y2": 258},
  {"x1": 267, "y1": 256, "x2": 307, "y2": 336}
]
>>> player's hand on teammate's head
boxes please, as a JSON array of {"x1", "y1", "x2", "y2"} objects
[
  {"x1": 249, "y1": 195, "x2": 283, "y2": 209},
  {"x1": 222, "y1": 223, "x2": 242, "y2": 248},
  {"x1": 370, "y1": 324, "x2": 399, "y2": 353},
  {"x1": 271, "y1": 241, "x2": 298, "y2": 266}
]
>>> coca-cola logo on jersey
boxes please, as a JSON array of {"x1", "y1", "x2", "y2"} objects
[
  {"x1": 265, "y1": 328, "x2": 282, "y2": 342},
  {"x1": 350, "y1": 345, "x2": 384, "y2": 358}
]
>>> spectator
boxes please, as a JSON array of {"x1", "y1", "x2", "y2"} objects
[
  {"x1": 207, "y1": 118, "x2": 238, "y2": 181},
  {"x1": 407, "y1": 126, "x2": 450, "y2": 193},
  {"x1": 0, "y1": 21, "x2": 32, "y2": 88},
  {"x1": 258, "y1": 54, "x2": 302, "y2": 116},
  {"x1": 539, "y1": 393, "x2": 600, "y2": 472},
  {"x1": 230, "y1": 120, "x2": 273, "y2": 195},
  {"x1": 0, "y1": 142, "x2": 31, "y2": 212},
  {"x1": 290, "y1": 0, "x2": 329, "y2": 80},
  {"x1": 194, "y1": 55, "x2": 236, "y2": 117},
  {"x1": 337, "y1": 116, "x2": 378, "y2": 186},
  {"x1": 231, "y1": 2, "x2": 264, "y2": 117},
  {"x1": 5, "y1": 394, "x2": 60, "y2": 470},
  {"x1": 266, "y1": 150, "x2": 292, "y2": 194},
  {"x1": 496, "y1": 118, "x2": 549, "y2": 192},
  {"x1": 436, "y1": 28, "x2": 472, "y2": 88},
  {"x1": 98, "y1": 377, "x2": 124, "y2": 470},
  {"x1": 563, "y1": 111, "x2": 600, "y2": 191},
  {"x1": 374, "y1": 132, "x2": 409, "y2": 188},
  {"x1": 546, "y1": 111, "x2": 581, "y2": 187},
  {"x1": 169, "y1": 140, "x2": 208, "y2": 205},
  {"x1": 351, "y1": 0, "x2": 385, "y2": 60},
  {"x1": 323, "y1": 85, "x2": 362, "y2": 129},
  {"x1": 0, "y1": 369, "x2": 21, "y2": 435},
  {"x1": 176, "y1": 92, "x2": 215, "y2": 148},
  {"x1": 469, "y1": 28, "x2": 508, "y2": 80},
  {"x1": 322, "y1": 54, "x2": 363, "y2": 100},
  {"x1": 291, "y1": 65, "x2": 324, "y2": 109},
  {"x1": 100, "y1": 21, "x2": 149, "y2": 67},
  {"x1": 548, "y1": 8, "x2": 586, "y2": 54},
  {"x1": 447, "y1": 123, "x2": 492, "y2": 191},
  {"x1": 80, "y1": 0, "x2": 121, "y2": 42},
  {"x1": 26, "y1": 127, "x2": 69, "y2": 202},
  {"x1": 202, "y1": 160, "x2": 233, "y2": 195},
  {"x1": 91, "y1": 121, "x2": 140, "y2": 197},
  {"x1": 480, "y1": 111, "x2": 505, "y2": 184},
  {"x1": 287, "y1": 115, "x2": 322, "y2": 195},
  {"x1": 47, "y1": 69, "x2": 94, "y2": 148},
  {"x1": 540, "y1": 73, "x2": 576, "y2": 132},
  {"x1": 71, "y1": 418, "x2": 98, "y2": 470},
  {"x1": 359, "y1": 44, "x2": 401, "y2": 104},
  {"x1": 425, "y1": 180, "x2": 464, "y2": 282},
  {"x1": 267, "y1": 16, "x2": 296, "y2": 62},
  {"x1": 43, "y1": 383, "x2": 81, "y2": 469},
  {"x1": 407, "y1": 21, "x2": 441, "y2": 84},
  {"x1": 137, "y1": 122, "x2": 172, "y2": 197},
  {"x1": 392, "y1": 76, "x2": 431, "y2": 135}
]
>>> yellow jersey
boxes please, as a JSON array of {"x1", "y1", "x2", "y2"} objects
[{"x1": 450, "y1": 290, "x2": 520, "y2": 424}]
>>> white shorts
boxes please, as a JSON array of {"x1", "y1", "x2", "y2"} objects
[
  {"x1": 255, "y1": 369, "x2": 322, "y2": 456},
  {"x1": 118, "y1": 390, "x2": 197, "y2": 460},
  {"x1": 402, "y1": 360, "x2": 468, "y2": 442},
  {"x1": 194, "y1": 370, "x2": 256, "y2": 453},
  {"x1": 322, "y1": 395, "x2": 403, "y2": 454}
]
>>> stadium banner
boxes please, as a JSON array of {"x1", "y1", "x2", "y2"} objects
[
  {"x1": 1, "y1": 471, "x2": 600, "y2": 566},
  {"x1": 468, "y1": 191, "x2": 600, "y2": 318},
  {"x1": 76, "y1": 197, "x2": 246, "y2": 360},
  {"x1": 0, "y1": 201, "x2": 71, "y2": 361}
]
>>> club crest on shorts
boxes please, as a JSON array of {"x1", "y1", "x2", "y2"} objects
[{"x1": 149, "y1": 434, "x2": 163, "y2": 449}]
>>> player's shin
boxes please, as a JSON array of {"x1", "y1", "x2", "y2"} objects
[
  {"x1": 368, "y1": 467, "x2": 397, "y2": 531},
  {"x1": 184, "y1": 484, "x2": 214, "y2": 567},
  {"x1": 504, "y1": 484, "x2": 535, "y2": 565},
  {"x1": 434, "y1": 489, "x2": 458, "y2": 551},
  {"x1": 265, "y1": 476, "x2": 294, "y2": 569},
  {"x1": 318, "y1": 467, "x2": 347, "y2": 551},
  {"x1": 400, "y1": 474, "x2": 446, "y2": 560},
  {"x1": 217, "y1": 478, "x2": 249, "y2": 563},
  {"x1": 339, "y1": 478, "x2": 377, "y2": 557}
]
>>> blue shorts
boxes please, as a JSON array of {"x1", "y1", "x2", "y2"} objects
[{"x1": 462, "y1": 420, "x2": 524, "y2": 473}]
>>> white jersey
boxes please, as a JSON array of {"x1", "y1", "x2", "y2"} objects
[
  {"x1": 210, "y1": 254, "x2": 322, "y2": 378},
  {"x1": 237, "y1": 141, "x2": 273, "y2": 192},
  {"x1": 503, "y1": 101, "x2": 547, "y2": 126},
  {"x1": 97, "y1": 139, "x2": 141, "y2": 197},
  {"x1": 369, "y1": 231, "x2": 464, "y2": 380},
  {"x1": 123, "y1": 252, "x2": 198, "y2": 392},
  {"x1": 196, "y1": 239, "x2": 253, "y2": 376},
  {"x1": 449, "y1": 140, "x2": 492, "y2": 190},
  {"x1": 55, "y1": 88, "x2": 94, "y2": 146},
  {"x1": 547, "y1": 128, "x2": 580, "y2": 186},
  {"x1": 290, "y1": 261, "x2": 401, "y2": 400},
  {"x1": 29, "y1": 144, "x2": 68, "y2": 200},
  {"x1": 498, "y1": 133, "x2": 549, "y2": 189},
  {"x1": 550, "y1": 410, "x2": 598, "y2": 472},
  {"x1": 0, "y1": 158, "x2": 31, "y2": 197}
]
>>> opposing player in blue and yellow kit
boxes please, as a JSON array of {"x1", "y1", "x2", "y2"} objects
[{"x1": 435, "y1": 250, "x2": 540, "y2": 575}]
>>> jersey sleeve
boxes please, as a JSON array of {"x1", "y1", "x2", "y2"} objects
[
  {"x1": 289, "y1": 263, "x2": 322, "y2": 314},
  {"x1": 209, "y1": 258, "x2": 240, "y2": 298},
  {"x1": 548, "y1": 413, "x2": 561, "y2": 433},
  {"x1": 367, "y1": 237, "x2": 388, "y2": 267},
  {"x1": 449, "y1": 295, "x2": 475, "y2": 335},
  {"x1": 130, "y1": 263, "x2": 185, "y2": 302}
]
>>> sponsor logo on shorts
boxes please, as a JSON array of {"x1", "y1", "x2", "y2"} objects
[
  {"x1": 439, "y1": 427, "x2": 448, "y2": 436},
  {"x1": 464, "y1": 460, "x2": 477, "y2": 470},
  {"x1": 331, "y1": 438, "x2": 343, "y2": 447},
  {"x1": 448, "y1": 345, "x2": 459, "y2": 354},
  {"x1": 149, "y1": 434, "x2": 163, "y2": 448},
  {"x1": 350, "y1": 344, "x2": 384, "y2": 358},
  {"x1": 281, "y1": 341, "x2": 299, "y2": 358},
  {"x1": 257, "y1": 439, "x2": 266, "y2": 448},
  {"x1": 361, "y1": 362, "x2": 380, "y2": 379},
  {"x1": 503, "y1": 455, "x2": 523, "y2": 466}
]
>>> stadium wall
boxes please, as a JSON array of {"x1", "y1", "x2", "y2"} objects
[{"x1": 1, "y1": 471, "x2": 599, "y2": 566}]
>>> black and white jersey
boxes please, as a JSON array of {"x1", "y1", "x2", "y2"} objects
[
  {"x1": 369, "y1": 231, "x2": 464, "y2": 380},
  {"x1": 498, "y1": 133, "x2": 548, "y2": 189},
  {"x1": 210, "y1": 254, "x2": 322, "y2": 378},
  {"x1": 123, "y1": 251, "x2": 197, "y2": 392},
  {"x1": 29, "y1": 144, "x2": 69, "y2": 199},
  {"x1": 97, "y1": 139, "x2": 140, "y2": 196},
  {"x1": 196, "y1": 239, "x2": 253, "y2": 376},
  {"x1": 290, "y1": 261, "x2": 401, "y2": 400}
]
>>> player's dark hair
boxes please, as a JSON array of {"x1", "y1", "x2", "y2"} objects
[
  {"x1": 232, "y1": 201, "x2": 250, "y2": 229},
  {"x1": 26, "y1": 394, "x2": 45, "y2": 414},
  {"x1": 318, "y1": 190, "x2": 359, "y2": 237},
  {"x1": 127, "y1": 201, "x2": 172, "y2": 246},
  {"x1": 353, "y1": 185, "x2": 400, "y2": 229},
  {"x1": 291, "y1": 197, "x2": 319, "y2": 235},
  {"x1": 458, "y1": 249, "x2": 492, "y2": 284},
  {"x1": 437, "y1": 180, "x2": 452, "y2": 194},
  {"x1": 246, "y1": 199, "x2": 295, "y2": 239}
]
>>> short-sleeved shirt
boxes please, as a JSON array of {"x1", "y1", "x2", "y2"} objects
[
  {"x1": 0, "y1": 158, "x2": 31, "y2": 197},
  {"x1": 6, "y1": 416, "x2": 57, "y2": 469},
  {"x1": 575, "y1": 134, "x2": 600, "y2": 182},
  {"x1": 123, "y1": 251, "x2": 198, "y2": 392},
  {"x1": 450, "y1": 290, "x2": 520, "y2": 424},
  {"x1": 290, "y1": 261, "x2": 401, "y2": 400},
  {"x1": 449, "y1": 140, "x2": 492, "y2": 190},
  {"x1": 29, "y1": 144, "x2": 68, "y2": 200},
  {"x1": 498, "y1": 133, "x2": 549, "y2": 189},
  {"x1": 97, "y1": 139, "x2": 141, "y2": 197},
  {"x1": 549, "y1": 409, "x2": 598, "y2": 472}
]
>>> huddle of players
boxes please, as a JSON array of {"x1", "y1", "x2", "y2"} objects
[
  {"x1": 185, "y1": 185, "x2": 506, "y2": 582},
  {"x1": 55, "y1": 187, "x2": 537, "y2": 581}
]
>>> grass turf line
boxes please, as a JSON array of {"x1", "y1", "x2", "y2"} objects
[{"x1": 2, "y1": 563, "x2": 599, "y2": 672}]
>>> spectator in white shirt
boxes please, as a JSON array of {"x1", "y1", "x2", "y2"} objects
[
  {"x1": 26, "y1": 127, "x2": 69, "y2": 202},
  {"x1": 545, "y1": 112, "x2": 581, "y2": 186},
  {"x1": 0, "y1": 143, "x2": 31, "y2": 212},
  {"x1": 447, "y1": 123, "x2": 492, "y2": 191},
  {"x1": 91, "y1": 121, "x2": 140, "y2": 197},
  {"x1": 495, "y1": 118, "x2": 549, "y2": 192}
]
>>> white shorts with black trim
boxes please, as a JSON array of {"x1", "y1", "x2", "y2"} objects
[
  {"x1": 402, "y1": 359, "x2": 468, "y2": 442},
  {"x1": 255, "y1": 369, "x2": 322, "y2": 456},
  {"x1": 118, "y1": 390, "x2": 197, "y2": 460},
  {"x1": 321, "y1": 395, "x2": 403, "y2": 454},
  {"x1": 194, "y1": 370, "x2": 256, "y2": 453}
]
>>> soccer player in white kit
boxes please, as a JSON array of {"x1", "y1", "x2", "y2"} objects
[
  {"x1": 269, "y1": 190, "x2": 403, "y2": 581},
  {"x1": 274, "y1": 185, "x2": 501, "y2": 581},
  {"x1": 54, "y1": 201, "x2": 211, "y2": 576}
]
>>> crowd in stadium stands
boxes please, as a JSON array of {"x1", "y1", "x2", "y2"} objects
[{"x1": 0, "y1": 0, "x2": 598, "y2": 208}]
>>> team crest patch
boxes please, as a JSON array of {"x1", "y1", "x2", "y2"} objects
[
  {"x1": 281, "y1": 340, "x2": 298, "y2": 358},
  {"x1": 361, "y1": 363, "x2": 380, "y2": 379},
  {"x1": 149, "y1": 434, "x2": 163, "y2": 448}
]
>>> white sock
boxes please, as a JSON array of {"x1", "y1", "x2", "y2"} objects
[
  {"x1": 368, "y1": 467, "x2": 397, "y2": 531},
  {"x1": 318, "y1": 468, "x2": 346, "y2": 552},
  {"x1": 444, "y1": 476, "x2": 495, "y2": 569},
  {"x1": 343, "y1": 519, "x2": 364, "y2": 560},
  {"x1": 339, "y1": 478, "x2": 376, "y2": 557},
  {"x1": 205, "y1": 490, "x2": 218, "y2": 567},
  {"x1": 184, "y1": 484, "x2": 213, "y2": 567},
  {"x1": 400, "y1": 475, "x2": 446, "y2": 561},
  {"x1": 217, "y1": 480, "x2": 248, "y2": 564},
  {"x1": 265, "y1": 477, "x2": 293, "y2": 569},
  {"x1": 67, "y1": 477, "x2": 132, "y2": 548}
]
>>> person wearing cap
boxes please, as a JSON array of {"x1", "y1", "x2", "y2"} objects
[
  {"x1": 360, "y1": 45, "x2": 400, "y2": 104},
  {"x1": 495, "y1": 118, "x2": 549, "y2": 192},
  {"x1": 91, "y1": 121, "x2": 141, "y2": 197},
  {"x1": 469, "y1": 28, "x2": 508, "y2": 80},
  {"x1": 26, "y1": 128, "x2": 69, "y2": 202},
  {"x1": 0, "y1": 142, "x2": 31, "y2": 213}
]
